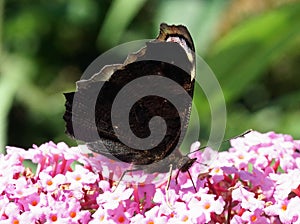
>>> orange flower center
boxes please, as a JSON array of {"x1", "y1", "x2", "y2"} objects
[
  {"x1": 204, "y1": 202, "x2": 211, "y2": 209},
  {"x1": 99, "y1": 215, "x2": 104, "y2": 221},
  {"x1": 118, "y1": 216, "x2": 125, "y2": 223},
  {"x1": 182, "y1": 215, "x2": 189, "y2": 221},
  {"x1": 51, "y1": 215, "x2": 58, "y2": 222},
  {"x1": 238, "y1": 155, "x2": 244, "y2": 159},
  {"x1": 47, "y1": 180, "x2": 53, "y2": 186},
  {"x1": 70, "y1": 211, "x2": 76, "y2": 218},
  {"x1": 31, "y1": 200, "x2": 38, "y2": 206},
  {"x1": 250, "y1": 215, "x2": 257, "y2": 222}
]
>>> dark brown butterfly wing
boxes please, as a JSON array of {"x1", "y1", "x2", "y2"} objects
[{"x1": 63, "y1": 23, "x2": 195, "y2": 168}]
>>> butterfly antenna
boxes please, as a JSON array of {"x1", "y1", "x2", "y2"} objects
[{"x1": 186, "y1": 129, "x2": 253, "y2": 156}]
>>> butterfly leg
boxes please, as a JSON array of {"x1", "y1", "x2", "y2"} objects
[
  {"x1": 113, "y1": 168, "x2": 140, "y2": 192},
  {"x1": 175, "y1": 167, "x2": 197, "y2": 193},
  {"x1": 187, "y1": 169, "x2": 196, "y2": 192},
  {"x1": 165, "y1": 164, "x2": 175, "y2": 210}
]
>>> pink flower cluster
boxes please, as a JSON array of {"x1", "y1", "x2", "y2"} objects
[{"x1": 1, "y1": 131, "x2": 300, "y2": 223}]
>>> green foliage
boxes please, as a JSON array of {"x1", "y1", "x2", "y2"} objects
[
  {"x1": 200, "y1": 2, "x2": 300, "y2": 142},
  {"x1": 1, "y1": 0, "x2": 299, "y2": 153},
  {"x1": 98, "y1": 0, "x2": 147, "y2": 48},
  {"x1": 208, "y1": 3, "x2": 300, "y2": 103}
]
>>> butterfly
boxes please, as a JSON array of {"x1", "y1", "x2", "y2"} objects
[{"x1": 64, "y1": 23, "x2": 200, "y2": 189}]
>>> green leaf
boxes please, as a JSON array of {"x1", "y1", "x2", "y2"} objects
[
  {"x1": 207, "y1": 3, "x2": 300, "y2": 103},
  {"x1": 97, "y1": 0, "x2": 147, "y2": 49},
  {"x1": 0, "y1": 54, "x2": 36, "y2": 152}
]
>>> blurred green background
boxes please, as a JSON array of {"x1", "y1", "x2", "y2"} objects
[{"x1": 1, "y1": 0, "x2": 300, "y2": 153}]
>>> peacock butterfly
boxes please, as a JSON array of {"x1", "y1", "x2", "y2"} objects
[{"x1": 63, "y1": 23, "x2": 198, "y2": 184}]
